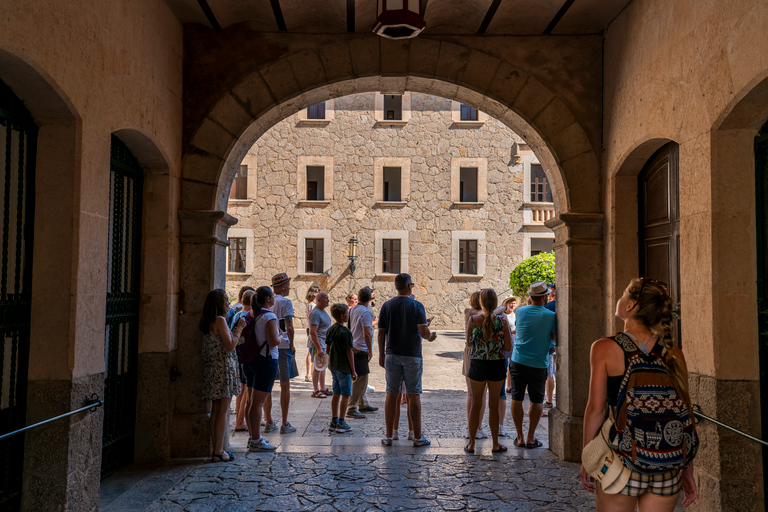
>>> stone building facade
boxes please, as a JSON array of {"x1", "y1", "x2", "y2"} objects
[{"x1": 225, "y1": 92, "x2": 554, "y2": 329}]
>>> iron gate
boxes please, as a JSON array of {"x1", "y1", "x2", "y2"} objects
[
  {"x1": 0, "y1": 80, "x2": 36, "y2": 510},
  {"x1": 101, "y1": 135, "x2": 142, "y2": 479}
]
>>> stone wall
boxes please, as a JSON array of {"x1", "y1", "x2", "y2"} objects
[{"x1": 226, "y1": 92, "x2": 544, "y2": 329}]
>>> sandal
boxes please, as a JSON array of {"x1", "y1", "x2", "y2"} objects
[
  {"x1": 324, "y1": 388, "x2": 334, "y2": 395},
  {"x1": 513, "y1": 439, "x2": 525, "y2": 448},
  {"x1": 311, "y1": 391, "x2": 328, "y2": 398},
  {"x1": 224, "y1": 450, "x2": 235, "y2": 461},
  {"x1": 211, "y1": 453, "x2": 225, "y2": 462},
  {"x1": 464, "y1": 444, "x2": 474, "y2": 453},
  {"x1": 525, "y1": 438, "x2": 543, "y2": 449},
  {"x1": 492, "y1": 445, "x2": 508, "y2": 453}
]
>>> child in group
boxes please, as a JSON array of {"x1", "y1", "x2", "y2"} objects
[{"x1": 326, "y1": 303, "x2": 357, "y2": 433}]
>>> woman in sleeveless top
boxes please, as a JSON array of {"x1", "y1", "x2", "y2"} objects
[
  {"x1": 199, "y1": 289, "x2": 240, "y2": 462},
  {"x1": 462, "y1": 291, "x2": 489, "y2": 439},
  {"x1": 580, "y1": 278, "x2": 697, "y2": 510},
  {"x1": 305, "y1": 287, "x2": 319, "y2": 381},
  {"x1": 465, "y1": 289, "x2": 511, "y2": 453}
]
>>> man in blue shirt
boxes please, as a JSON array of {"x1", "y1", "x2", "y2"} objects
[
  {"x1": 509, "y1": 281, "x2": 556, "y2": 449},
  {"x1": 378, "y1": 273, "x2": 436, "y2": 447}
]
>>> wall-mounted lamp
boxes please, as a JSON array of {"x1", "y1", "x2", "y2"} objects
[
  {"x1": 348, "y1": 235, "x2": 359, "y2": 274},
  {"x1": 373, "y1": 0, "x2": 426, "y2": 40}
]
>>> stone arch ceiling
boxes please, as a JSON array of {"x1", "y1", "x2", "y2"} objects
[{"x1": 163, "y1": 0, "x2": 631, "y2": 35}]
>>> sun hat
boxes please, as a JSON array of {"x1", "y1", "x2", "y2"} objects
[
  {"x1": 314, "y1": 352, "x2": 329, "y2": 371},
  {"x1": 271, "y1": 273, "x2": 291, "y2": 287},
  {"x1": 528, "y1": 281, "x2": 551, "y2": 297}
]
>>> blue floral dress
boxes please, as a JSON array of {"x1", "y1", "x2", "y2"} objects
[{"x1": 202, "y1": 330, "x2": 240, "y2": 400}]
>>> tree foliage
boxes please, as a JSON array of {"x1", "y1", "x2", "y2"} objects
[{"x1": 509, "y1": 252, "x2": 556, "y2": 298}]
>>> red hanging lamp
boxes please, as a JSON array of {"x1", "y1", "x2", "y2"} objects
[{"x1": 373, "y1": 0, "x2": 426, "y2": 40}]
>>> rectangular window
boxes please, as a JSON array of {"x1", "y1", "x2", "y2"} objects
[
  {"x1": 382, "y1": 239, "x2": 401, "y2": 274},
  {"x1": 384, "y1": 94, "x2": 402, "y2": 120},
  {"x1": 305, "y1": 238, "x2": 324, "y2": 273},
  {"x1": 228, "y1": 237, "x2": 246, "y2": 273},
  {"x1": 307, "y1": 102, "x2": 326, "y2": 120},
  {"x1": 459, "y1": 240, "x2": 477, "y2": 275},
  {"x1": 383, "y1": 166, "x2": 402, "y2": 201},
  {"x1": 306, "y1": 165, "x2": 325, "y2": 200},
  {"x1": 459, "y1": 167, "x2": 478, "y2": 202},
  {"x1": 229, "y1": 165, "x2": 248, "y2": 200},
  {"x1": 530, "y1": 164, "x2": 552, "y2": 202},
  {"x1": 460, "y1": 104, "x2": 478, "y2": 121}
]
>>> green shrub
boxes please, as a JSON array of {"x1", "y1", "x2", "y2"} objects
[{"x1": 509, "y1": 252, "x2": 556, "y2": 298}]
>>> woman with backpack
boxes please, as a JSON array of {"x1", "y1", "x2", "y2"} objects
[
  {"x1": 580, "y1": 278, "x2": 697, "y2": 510},
  {"x1": 199, "y1": 289, "x2": 241, "y2": 462}
]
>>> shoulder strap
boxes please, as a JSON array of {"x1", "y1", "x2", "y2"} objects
[{"x1": 612, "y1": 332, "x2": 641, "y2": 355}]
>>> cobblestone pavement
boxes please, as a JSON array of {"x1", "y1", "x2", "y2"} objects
[{"x1": 102, "y1": 331, "x2": 597, "y2": 511}]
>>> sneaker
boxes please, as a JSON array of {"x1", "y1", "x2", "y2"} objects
[
  {"x1": 476, "y1": 428, "x2": 488, "y2": 439},
  {"x1": 499, "y1": 425, "x2": 509, "y2": 437},
  {"x1": 413, "y1": 436, "x2": 431, "y2": 447},
  {"x1": 335, "y1": 419, "x2": 352, "y2": 433},
  {"x1": 280, "y1": 423, "x2": 297, "y2": 434},
  {"x1": 381, "y1": 437, "x2": 393, "y2": 446},
  {"x1": 263, "y1": 422, "x2": 278, "y2": 433},
  {"x1": 249, "y1": 437, "x2": 276, "y2": 452},
  {"x1": 407, "y1": 430, "x2": 414, "y2": 440},
  {"x1": 367, "y1": 385, "x2": 375, "y2": 392},
  {"x1": 359, "y1": 405, "x2": 379, "y2": 413},
  {"x1": 392, "y1": 430, "x2": 399, "y2": 440},
  {"x1": 329, "y1": 421, "x2": 338, "y2": 432},
  {"x1": 544, "y1": 401, "x2": 554, "y2": 409},
  {"x1": 347, "y1": 410, "x2": 366, "y2": 419},
  {"x1": 304, "y1": 375, "x2": 312, "y2": 382}
]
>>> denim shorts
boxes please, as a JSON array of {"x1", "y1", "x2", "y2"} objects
[
  {"x1": 547, "y1": 353, "x2": 556, "y2": 378},
  {"x1": 242, "y1": 355, "x2": 278, "y2": 393},
  {"x1": 331, "y1": 370, "x2": 353, "y2": 397},
  {"x1": 385, "y1": 354, "x2": 423, "y2": 394}
]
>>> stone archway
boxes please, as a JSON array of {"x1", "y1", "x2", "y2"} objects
[{"x1": 176, "y1": 35, "x2": 605, "y2": 461}]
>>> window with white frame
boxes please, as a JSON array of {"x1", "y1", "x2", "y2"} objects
[
  {"x1": 305, "y1": 239, "x2": 324, "y2": 273},
  {"x1": 374, "y1": 157, "x2": 410, "y2": 204},
  {"x1": 530, "y1": 164, "x2": 552, "y2": 203},
  {"x1": 460, "y1": 104, "x2": 478, "y2": 121},
  {"x1": 459, "y1": 167, "x2": 478, "y2": 202},
  {"x1": 298, "y1": 229, "x2": 332, "y2": 275},
  {"x1": 226, "y1": 228, "x2": 254, "y2": 275},
  {"x1": 383, "y1": 167, "x2": 401, "y2": 201},
  {"x1": 229, "y1": 165, "x2": 248, "y2": 200},
  {"x1": 384, "y1": 95, "x2": 402, "y2": 120},
  {"x1": 451, "y1": 158, "x2": 487, "y2": 205},
  {"x1": 306, "y1": 166, "x2": 325, "y2": 200},
  {"x1": 451, "y1": 231, "x2": 486, "y2": 277},
  {"x1": 375, "y1": 230, "x2": 408, "y2": 276},
  {"x1": 374, "y1": 92, "x2": 412, "y2": 125},
  {"x1": 451, "y1": 101, "x2": 489, "y2": 125},
  {"x1": 298, "y1": 99, "x2": 334, "y2": 124},
  {"x1": 297, "y1": 156, "x2": 333, "y2": 202},
  {"x1": 228, "y1": 238, "x2": 246, "y2": 273}
]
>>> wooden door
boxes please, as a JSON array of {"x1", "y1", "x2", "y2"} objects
[
  {"x1": 638, "y1": 142, "x2": 681, "y2": 346},
  {"x1": 755, "y1": 121, "x2": 768, "y2": 499}
]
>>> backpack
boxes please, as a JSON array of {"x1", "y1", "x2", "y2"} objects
[
  {"x1": 608, "y1": 332, "x2": 698, "y2": 474},
  {"x1": 235, "y1": 308, "x2": 269, "y2": 365}
]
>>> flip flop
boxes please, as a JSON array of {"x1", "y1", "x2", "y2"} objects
[
  {"x1": 513, "y1": 439, "x2": 525, "y2": 448},
  {"x1": 224, "y1": 450, "x2": 235, "y2": 461},
  {"x1": 311, "y1": 391, "x2": 328, "y2": 398},
  {"x1": 525, "y1": 438, "x2": 543, "y2": 449},
  {"x1": 211, "y1": 453, "x2": 225, "y2": 462},
  {"x1": 234, "y1": 428, "x2": 247, "y2": 432},
  {"x1": 492, "y1": 445, "x2": 508, "y2": 453},
  {"x1": 464, "y1": 445, "x2": 474, "y2": 453}
]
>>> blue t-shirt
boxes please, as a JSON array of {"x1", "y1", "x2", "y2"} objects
[
  {"x1": 512, "y1": 305, "x2": 556, "y2": 369},
  {"x1": 544, "y1": 300, "x2": 556, "y2": 312},
  {"x1": 378, "y1": 295, "x2": 427, "y2": 358}
]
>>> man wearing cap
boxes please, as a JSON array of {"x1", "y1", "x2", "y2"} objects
[
  {"x1": 347, "y1": 286, "x2": 378, "y2": 418},
  {"x1": 265, "y1": 273, "x2": 298, "y2": 434},
  {"x1": 509, "y1": 281, "x2": 556, "y2": 449}
]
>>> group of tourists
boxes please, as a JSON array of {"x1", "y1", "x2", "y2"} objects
[{"x1": 199, "y1": 272, "x2": 698, "y2": 510}]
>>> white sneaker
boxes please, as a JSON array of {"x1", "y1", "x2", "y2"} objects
[
  {"x1": 392, "y1": 430, "x2": 399, "y2": 440},
  {"x1": 381, "y1": 437, "x2": 393, "y2": 446},
  {"x1": 280, "y1": 423, "x2": 297, "y2": 434},
  {"x1": 263, "y1": 422, "x2": 278, "y2": 433},
  {"x1": 476, "y1": 428, "x2": 488, "y2": 439},
  {"x1": 499, "y1": 425, "x2": 509, "y2": 437},
  {"x1": 407, "y1": 430, "x2": 414, "y2": 441},
  {"x1": 367, "y1": 385, "x2": 375, "y2": 392},
  {"x1": 249, "y1": 437, "x2": 276, "y2": 452}
]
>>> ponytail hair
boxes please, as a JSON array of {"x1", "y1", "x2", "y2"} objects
[
  {"x1": 253, "y1": 286, "x2": 273, "y2": 310},
  {"x1": 626, "y1": 278, "x2": 689, "y2": 401},
  {"x1": 479, "y1": 289, "x2": 498, "y2": 341}
]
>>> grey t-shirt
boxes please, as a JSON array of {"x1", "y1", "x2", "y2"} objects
[
  {"x1": 270, "y1": 294, "x2": 294, "y2": 350},
  {"x1": 308, "y1": 307, "x2": 332, "y2": 350},
  {"x1": 349, "y1": 304, "x2": 374, "y2": 352}
]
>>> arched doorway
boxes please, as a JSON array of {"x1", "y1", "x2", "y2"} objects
[{"x1": 0, "y1": 78, "x2": 37, "y2": 510}]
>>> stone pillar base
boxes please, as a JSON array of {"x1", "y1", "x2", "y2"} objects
[
  {"x1": 171, "y1": 413, "x2": 211, "y2": 458},
  {"x1": 548, "y1": 407, "x2": 583, "y2": 462}
]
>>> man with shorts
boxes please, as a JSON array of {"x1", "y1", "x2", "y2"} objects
[
  {"x1": 378, "y1": 274, "x2": 436, "y2": 447},
  {"x1": 347, "y1": 286, "x2": 377, "y2": 418},
  {"x1": 265, "y1": 272, "x2": 298, "y2": 434},
  {"x1": 509, "y1": 281, "x2": 556, "y2": 449},
  {"x1": 309, "y1": 292, "x2": 332, "y2": 397}
]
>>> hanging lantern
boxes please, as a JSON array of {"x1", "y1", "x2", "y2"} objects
[{"x1": 373, "y1": 0, "x2": 426, "y2": 40}]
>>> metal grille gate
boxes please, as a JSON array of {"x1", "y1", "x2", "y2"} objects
[
  {"x1": 101, "y1": 135, "x2": 142, "y2": 479},
  {"x1": 0, "y1": 80, "x2": 36, "y2": 510}
]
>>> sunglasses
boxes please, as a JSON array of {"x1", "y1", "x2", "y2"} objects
[{"x1": 632, "y1": 278, "x2": 668, "y2": 309}]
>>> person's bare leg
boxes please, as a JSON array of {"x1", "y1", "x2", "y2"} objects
[
  {"x1": 393, "y1": 391, "x2": 402, "y2": 430},
  {"x1": 595, "y1": 486, "x2": 639, "y2": 512},
  {"x1": 243, "y1": 388, "x2": 252, "y2": 434},
  {"x1": 339, "y1": 396, "x2": 350, "y2": 421},
  {"x1": 306, "y1": 351, "x2": 312, "y2": 379},
  {"x1": 636, "y1": 491, "x2": 681, "y2": 512},
  {"x1": 405, "y1": 394, "x2": 413, "y2": 433},
  {"x1": 546, "y1": 376, "x2": 555, "y2": 404},
  {"x1": 486, "y1": 381, "x2": 503, "y2": 449},
  {"x1": 331, "y1": 392, "x2": 340, "y2": 419},
  {"x1": 467, "y1": 379, "x2": 486, "y2": 450},
  {"x1": 280, "y1": 381, "x2": 290, "y2": 425},
  {"x1": 526, "y1": 402, "x2": 544, "y2": 444},
  {"x1": 320, "y1": 369, "x2": 327, "y2": 393},
  {"x1": 498, "y1": 396, "x2": 507, "y2": 430},
  {"x1": 263, "y1": 394, "x2": 273, "y2": 425},
  {"x1": 384, "y1": 392, "x2": 398, "y2": 438},
  {"x1": 235, "y1": 383, "x2": 247, "y2": 429},
  {"x1": 511, "y1": 399, "x2": 525, "y2": 445},
  {"x1": 407, "y1": 394, "x2": 422, "y2": 439},
  {"x1": 312, "y1": 368, "x2": 321, "y2": 393},
  {"x1": 248, "y1": 390, "x2": 270, "y2": 442}
]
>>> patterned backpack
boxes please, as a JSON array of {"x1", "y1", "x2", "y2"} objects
[{"x1": 608, "y1": 332, "x2": 698, "y2": 474}]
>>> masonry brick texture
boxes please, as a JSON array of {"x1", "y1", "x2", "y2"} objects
[{"x1": 226, "y1": 92, "x2": 539, "y2": 329}]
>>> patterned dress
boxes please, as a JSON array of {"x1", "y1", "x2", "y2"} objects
[
  {"x1": 202, "y1": 330, "x2": 241, "y2": 401},
  {"x1": 470, "y1": 315, "x2": 505, "y2": 360}
]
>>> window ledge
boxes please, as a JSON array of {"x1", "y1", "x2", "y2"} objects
[
  {"x1": 227, "y1": 272, "x2": 250, "y2": 276},
  {"x1": 228, "y1": 199, "x2": 253, "y2": 205},
  {"x1": 453, "y1": 120, "x2": 485, "y2": 127},
  {"x1": 374, "y1": 201, "x2": 408, "y2": 208},
  {"x1": 452, "y1": 273, "x2": 484, "y2": 279},
  {"x1": 297, "y1": 272, "x2": 329, "y2": 277},
  {"x1": 375, "y1": 120, "x2": 408, "y2": 126},
  {"x1": 523, "y1": 202, "x2": 555, "y2": 208},
  {"x1": 452, "y1": 202, "x2": 485, "y2": 209},
  {"x1": 298, "y1": 200, "x2": 331, "y2": 206},
  {"x1": 298, "y1": 119, "x2": 331, "y2": 125},
  {"x1": 374, "y1": 273, "x2": 399, "y2": 278}
]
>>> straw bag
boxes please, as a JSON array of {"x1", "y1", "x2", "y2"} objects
[{"x1": 582, "y1": 417, "x2": 632, "y2": 494}]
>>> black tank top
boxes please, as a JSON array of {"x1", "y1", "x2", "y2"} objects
[{"x1": 605, "y1": 334, "x2": 663, "y2": 406}]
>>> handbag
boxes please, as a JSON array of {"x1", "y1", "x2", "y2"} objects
[{"x1": 581, "y1": 416, "x2": 632, "y2": 494}]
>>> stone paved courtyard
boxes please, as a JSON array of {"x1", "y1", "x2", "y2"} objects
[{"x1": 100, "y1": 331, "x2": 680, "y2": 511}]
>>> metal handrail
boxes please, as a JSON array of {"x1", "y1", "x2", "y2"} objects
[
  {"x1": 0, "y1": 394, "x2": 103, "y2": 441},
  {"x1": 692, "y1": 404, "x2": 768, "y2": 448}
]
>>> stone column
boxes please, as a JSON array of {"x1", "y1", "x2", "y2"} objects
[
  {"x1": 545, "y1": 213, "x2": 604, "y2": 462},
  {"x1": 172, "y1": 210, "x2": 237, "y2": 457}
]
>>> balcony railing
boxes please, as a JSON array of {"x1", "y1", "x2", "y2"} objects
[{"x1": 526, "y1": 203, "x2": 555, "y2": 224}]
